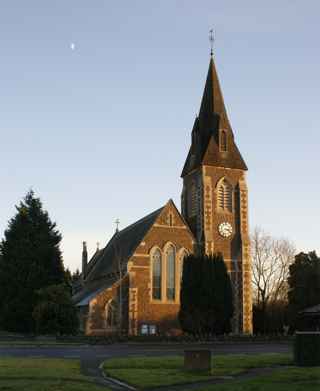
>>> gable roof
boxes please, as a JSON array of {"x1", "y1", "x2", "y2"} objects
[
  {"x1": 86, "y1": 205, "x2": 164, "y2": 282},
  {"x1": 300, "y1": 304, "x2": 320, "y2": 315},
  {"x1": 73, "y1": 205, "x2": 165, "y2": 305},
  {"x1": 181, "y1": 57, "x2": 247, "y2": 177}
]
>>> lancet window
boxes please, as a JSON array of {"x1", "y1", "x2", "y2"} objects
[
  {"x1": 152, "y1": 249, "x2": 162, "y2": 300},
  {"x1": 166, "y1": 246, "x2": 176, "y2": 301}
]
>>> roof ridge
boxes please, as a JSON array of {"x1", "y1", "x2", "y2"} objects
[{"x1": 117, "y1": 205, "x2": 164, "y2": 235}]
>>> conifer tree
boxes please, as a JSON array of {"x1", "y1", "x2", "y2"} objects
[
  {"x1": 0, "y1": 191, "x2": 66, "y2": 332},
  {"x1": 179, "y1": 253, "x2": 233, "y2": 335}
]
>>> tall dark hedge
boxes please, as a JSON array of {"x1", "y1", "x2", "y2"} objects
[
  {"x1": 179, "y1": 253, "x2": 233, "y2": 335},
  {"x1": 0, "y1": 191, "x2": 67, "y2": 332},
  {"x1": 288, "y1": 251, "x2": 320, "y2": 329}
]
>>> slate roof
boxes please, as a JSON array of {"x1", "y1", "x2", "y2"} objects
[
  {"x1": 300, "y1": 304, "x2": 320, "y2": 315},
  {"x1": 73, "y1": 205, "x2": 164, "y2": 305},
  {"x1": 181, "y1": 56, "x2": 247, "y2": 177}
]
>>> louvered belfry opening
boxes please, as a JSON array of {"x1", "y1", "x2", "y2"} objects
[{"x1": 218, "y1": 179, "x2": 233, "y2": 212}]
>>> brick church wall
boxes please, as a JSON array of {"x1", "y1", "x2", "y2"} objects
[
  {"x1": 86, "y1": 276, "x2": 129, "y2": 336},
  {"x1": 127, "y1": 204, "x2": 194, "y2": 335}
]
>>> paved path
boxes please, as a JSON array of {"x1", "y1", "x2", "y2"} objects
[{"x1": 0, "y1": 342, "x2": 291, "y2": 361}]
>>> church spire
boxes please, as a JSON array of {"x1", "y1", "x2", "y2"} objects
[
  {"x1": 181, "y1": 54, "x2": 247, "y2": 177},
  {"x1": 198, "y1": 56, "x2": 232, "y2": 136}
]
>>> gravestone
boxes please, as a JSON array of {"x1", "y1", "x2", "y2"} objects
[{"x1": 184, "y1": 350, "x2": 211, "y2": 373}]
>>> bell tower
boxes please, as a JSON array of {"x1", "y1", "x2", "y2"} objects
[{"x1": 181, "y1": 54, "x2": 252, "y2": 334}]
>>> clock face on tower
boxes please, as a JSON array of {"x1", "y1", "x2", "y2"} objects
[{"x1": 218, "y1": 222, "x2": 233, "y2": 238}]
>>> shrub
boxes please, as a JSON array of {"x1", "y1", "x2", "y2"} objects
[{"x1": 33, "y1": 284, "x2": 79, "y2": 335}]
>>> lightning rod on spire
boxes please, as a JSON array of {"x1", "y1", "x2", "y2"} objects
[{"x1": 209, "y1": 29, "x2": 214, "y2": 56}]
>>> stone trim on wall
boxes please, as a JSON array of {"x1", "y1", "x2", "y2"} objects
[
  {"x1": 153, "y1": 224, "x2": 188, "y2": 229},
  {"x1": 203, "y1": 172, "x2": 213, "y2": 254},
  {"x1": 239, "y1": 175, "x2": 253, "y2": 334},
  {"x1": 129, "y1": 284, "x2": 138, "y2": 336}
]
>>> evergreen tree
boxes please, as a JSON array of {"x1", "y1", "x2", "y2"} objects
[
  {"x1": 211, "y1": 253, "x2": 234, "y2": 334},
  {"x1": 179, "y1": 253, "x2": 233, "y2": 335},
  {"x1": 33, "y1": 284, "x2": 79, "y2": 335},
  {"x1": 0, "y1": 191, "x2": 66, "y2": 332},
  {"x1": 288, "y1": 251, "x2": 320, "y2": 328}
]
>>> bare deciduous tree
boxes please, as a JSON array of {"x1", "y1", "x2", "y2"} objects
[{"x1": 251, "y1": 227, "x2": 295, "y2": 309}]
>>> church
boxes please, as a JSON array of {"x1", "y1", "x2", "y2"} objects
[{"x1": 73, "y1": 53, "x2": 253, "y2": 335}]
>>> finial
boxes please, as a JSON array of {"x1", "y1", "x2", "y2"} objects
[
  {"x1": 115, "y1": 219, "x2": 120, "y2": 233},
  {"x1": 83, "y1": 241, "x2": 87, "y2": 251},
  {"x1": 209, "y1": 29, "x2": 214, "y2": 56},
  {"x1": 96, "y1": 242, "x2": 100, "y2": 251}
]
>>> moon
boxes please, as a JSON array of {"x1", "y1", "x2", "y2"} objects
[{"x1": 70, "y1": 43, "x2": 75, "y2": 51}]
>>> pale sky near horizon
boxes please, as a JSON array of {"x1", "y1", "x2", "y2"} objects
[{"x1": 0, "y1": 0, "x2": 319, "y2": 272}]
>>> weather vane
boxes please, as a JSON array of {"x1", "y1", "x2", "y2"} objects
[
  {"x1": 115, "y1": 219, "x2": 120, "y2": 232},
  {"x1": 209, "y1": 29, "x2": 214, "y2": 56}
]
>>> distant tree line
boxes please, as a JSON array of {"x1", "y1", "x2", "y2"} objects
[{"x1": 252, "y1": 227, "x2": 320, "y2": 334}]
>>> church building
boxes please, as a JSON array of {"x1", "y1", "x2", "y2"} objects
[{"x1": 73, "y1": 53, "x2": 252, "y2": 335}]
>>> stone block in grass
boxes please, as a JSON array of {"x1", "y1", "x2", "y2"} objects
[{"x1": 184, "y1": 350, "x2": 211, "y2": 373}]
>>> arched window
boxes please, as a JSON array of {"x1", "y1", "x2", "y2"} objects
[
  {"x1": 105, "y1": 300, "x2": 118, "y2": 329},
  {"x1": 220, "y1": 130, "x2": 227, "y2": 152},
  {"x1": 188, "y1": 182, "x2": 197, "y2": 217},
  {"x1": 217, "y1": 178, "x2": 233, "y2": 212},
  {"x1": 180, "y1": 250, "x2": 188, "y2": 282},
  {"x1": 152, "y1": 249, "x2": 162, "y2": 300},
  {"x1": 166, "y1": 246, "x2": 176, "y2": 300}
]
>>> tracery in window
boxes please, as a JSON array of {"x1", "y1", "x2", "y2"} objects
[
  {"x1": 217, "y1": 178, "x2": 233, "y2": 212},
  {"x1": 166, "y1": 246, "x2": 176, "y2": 301},
  {"x1": 152, "y1": 249, "x2": 162, "y2": 300}
]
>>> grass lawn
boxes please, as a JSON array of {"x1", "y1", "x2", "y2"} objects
[
  {"x1": 103, "y1": 353, "x2": 292, "y2": 389},
  {"x1": 0, "y1": 358, "x2": 110, "y2": 391},
  {"x1": 199, "y1": 367, "x2": 320, "y2": 391}
]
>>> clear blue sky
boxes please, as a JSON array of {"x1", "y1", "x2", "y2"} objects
[{"x1": 0, "y1": 0, "x2": 319, "y2": 272}]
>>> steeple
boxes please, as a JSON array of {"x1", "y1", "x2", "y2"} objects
[
  {"x1": 180, "y1": 48, "x2": 253, "y2": 334},
  {"x1": 181, "y1": 56, "x2": 247, "y2": 177},
  {"x1": 198, "y1": 57, "x2": 232, "y2": 136}
]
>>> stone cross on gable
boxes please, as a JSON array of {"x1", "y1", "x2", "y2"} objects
[{"x1": 115, "y1": 219, "x2": 120, "y2": 232}]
